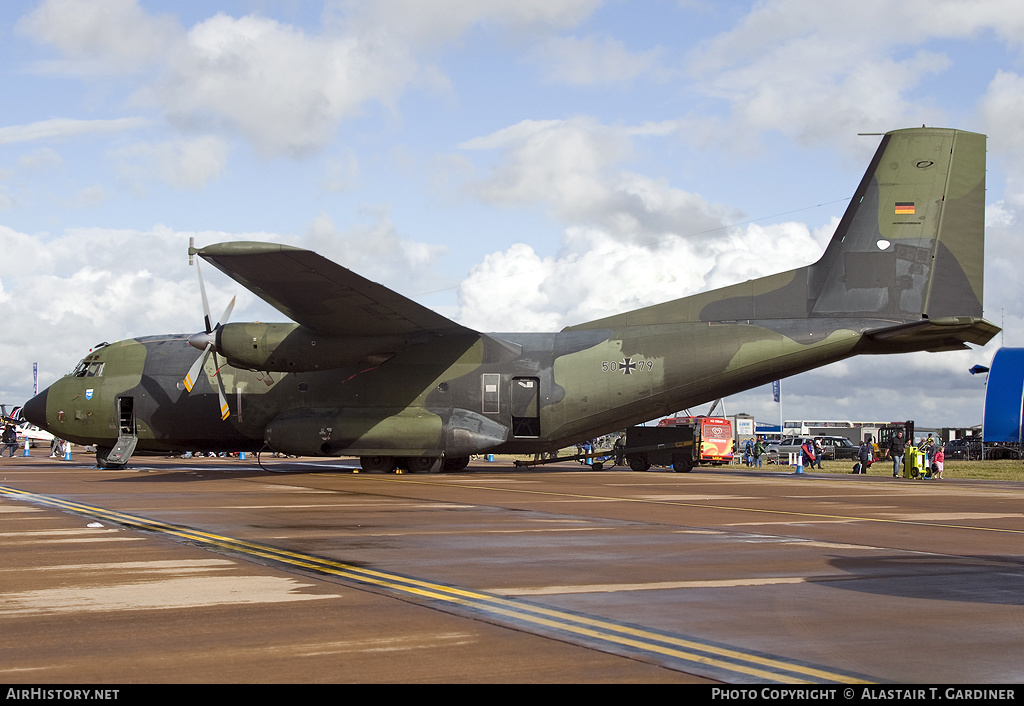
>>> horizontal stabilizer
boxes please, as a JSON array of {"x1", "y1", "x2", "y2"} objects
[{"x1": 863, "y1": 316, "x2": 999, "y2": 352}]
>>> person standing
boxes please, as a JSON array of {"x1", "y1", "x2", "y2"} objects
[
  {"x1": 753, "y1": 436, "x2": 766, "y2": 469},
  {"x1": 1, "y1": 424, "x2": 18, "y2": 458},
  {"x1": 800, "y1": 438, "x2": 816, "y2": 469},
  {"x1": 857, "y1": 436, "x2": 874, "y2": 474},
  {"x1": 922, "y1": 433, "x2": 936, "y2": 467},
  {"x1": 933, "y1": 446, "x2": 945, "y2": 479},
  {"x1": 886, "y1": 430, "x2": 906, "y2": 478},
  {"x1": 813, "y1": 437, "x2": 825, "y2": 469}
]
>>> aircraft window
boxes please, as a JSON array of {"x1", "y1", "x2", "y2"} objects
[{"x1": 73, "y1": 360, "x2": 104, "y2": 377}]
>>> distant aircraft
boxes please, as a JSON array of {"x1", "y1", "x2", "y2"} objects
[
  {"x1": 16, "y1": 422, "x2": 54, "y2": 446},
  {"x1": 23, "y1": 127, "x2": 998, "y2": 471}
]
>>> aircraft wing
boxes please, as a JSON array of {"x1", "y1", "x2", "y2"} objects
[{"x1": 195, "y1": 242, "x2": 474, "y2": 337}]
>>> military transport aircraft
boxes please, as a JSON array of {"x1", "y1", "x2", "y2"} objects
[{"x1": 23, "y1": 127, "x2": 998, "y2": 472}]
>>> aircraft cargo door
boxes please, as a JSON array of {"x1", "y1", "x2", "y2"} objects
[{"x1": 511, "y1": 377, "x2": 540, "y2": 438}]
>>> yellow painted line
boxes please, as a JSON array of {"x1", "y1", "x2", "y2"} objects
[{"x1": 0, "y1": 484, "x2": 870, "y2": 684}]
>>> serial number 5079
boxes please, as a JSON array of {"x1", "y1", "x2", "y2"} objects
[{"x1": 601, "y1": 358, "x2": 654, "y2": 375}]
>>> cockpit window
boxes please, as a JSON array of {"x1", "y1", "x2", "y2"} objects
[{"x1": 73, "y1": 358, "x2": 105, "y2": 378}]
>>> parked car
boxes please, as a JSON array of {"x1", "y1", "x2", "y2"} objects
[
  {"x1": 765, "y1": 436, "x2": 831, "y2": 462},
  {"x1": 765, "y1": 435, "x2": 857, "y2": 463},
  {"x1": 822, "y1": 436, "x2": 859, "y2": 460},
  {"x1": 943, "y1": 438, "x2": 986, "y2": 460}
]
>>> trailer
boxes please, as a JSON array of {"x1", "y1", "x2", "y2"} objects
[
  {"x1": 624, "y1": 424, "x2": 698, "y2": 472},
  {"x1": 513, "y1": 417, "x2": 732, "y2": 473}
]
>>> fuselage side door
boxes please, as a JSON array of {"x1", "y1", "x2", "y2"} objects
[
  {"x1": 105, "y1": 396, "x2": 139, "y2": 465},
  {"x1": 511, "y1": 376, "x2": 540, "y2": 438}
]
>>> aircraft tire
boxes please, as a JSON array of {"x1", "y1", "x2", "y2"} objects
[
  {"x1": 95, "y1": 446, "x2": 126, "y2": 470},
  {"x1": 360, "y1": 455, "x2": 396, "y2": 473},
  {"x1": 404, "y1": 456, "x2": 443, "y2": 473},
  {"x1": 628, "y1": 453, "x2": 651, "y2": 472},
  {"x1": 442, "y1": 456, "x2": 470, "y2": 471}
]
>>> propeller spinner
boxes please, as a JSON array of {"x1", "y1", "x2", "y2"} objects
[{"x1": 182, "y1": 260, "x2": 235, "y2": 420}]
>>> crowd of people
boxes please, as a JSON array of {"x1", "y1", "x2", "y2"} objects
[
  {"x1": 874, "y1": 431, "x2": 944, "y2": 479},
  {"x1": 742, "y1": 430, "x2": 947, "y2": 479}
]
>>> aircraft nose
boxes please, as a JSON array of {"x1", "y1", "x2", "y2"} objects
[{"x1": 22, "y1": 388, "x2": 48, "y2": 428}]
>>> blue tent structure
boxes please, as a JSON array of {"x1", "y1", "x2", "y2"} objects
[{"x1": 983, "y1": 348, "x2": 1024, "y2": 443}]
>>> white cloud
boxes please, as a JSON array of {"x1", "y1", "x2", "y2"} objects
[
  {"x1": 528, "y1": 34, "x2": 670, "y2": 85},
  {"x1": 334, "y1": 0, "x2": 602, "y2": 48},
  {"x1": 0, "y1": 118, "x2": 148, "y2": 146},
  {"x1": 18, "y1": 1, "x2": 604, "y2": 158},
  {"x1": 16, "y1": 0, "x2": 180, "y2": 74},
  {"x1": 146, "y1": 13, "x2": 422, "y2": 156},
  {"x1": 456, "y1": 243, "x2": 563, "y2": 332},
  {"x1": 112, "y1": 136, "x2": 230, "y2": 190},
  {"x1": 684, "y1": 0, "x2": 1024, "y2": 149},
  {"x1": 461, "y1": 118, "x2": 646, "y2": 226},
  {"x1": 455, "y1": 218, "x2": 824, "y2": 332},
  {"x1": 453, "y1": 116, "x2": 835, "y2": 330},
  {"x1": 691, "y1": 0, "x2": 1024, "y2": 72},
  {"x1": 980, "y1": 71, "x2": 1024, "y2": 210}
]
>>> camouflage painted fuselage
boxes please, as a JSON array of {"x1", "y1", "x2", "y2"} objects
[{"x1": 24, "y1": 127, "x2": 998, "y2": 463}]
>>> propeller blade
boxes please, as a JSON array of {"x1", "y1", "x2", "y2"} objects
[
  {"x1": 187, "y1": 255, "x2": 234, "y2": 420},
  {"x1": 197, "y1": 260, "x2": 213, "y2": 334},
  {"x1": 214, "y1": 360, "x2": 230, "y2": 421},
  {"x1": 183, "y1": 344, "x2": 212, "y2": 393},
  {"x1": 217, "y1": 296, "x2": 236, "y2": 330}
]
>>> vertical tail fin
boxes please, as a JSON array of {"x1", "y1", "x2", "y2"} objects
[
  {"x1": 566, "y1": 126, "x2": 990, "y2": 333},
  {"x1": 810, "y1": 127, "x2": 986, "y2": 321}
]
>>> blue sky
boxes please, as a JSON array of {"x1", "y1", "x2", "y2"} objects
[{"x1": 3, "y1": 0, "x2": 1024, "y2": 429}]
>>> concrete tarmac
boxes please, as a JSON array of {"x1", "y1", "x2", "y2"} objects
[{"x1": 2, "y1": 452, "x2": 1023, "y2": 684}]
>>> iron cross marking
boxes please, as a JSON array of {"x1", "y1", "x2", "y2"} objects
[{"x1": 619, "y1": 358, "x2": 637, "y2": 375}]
